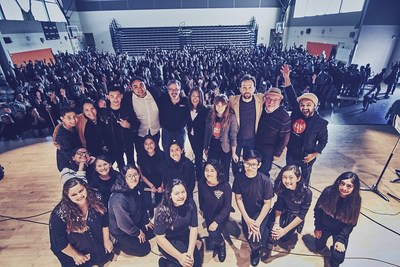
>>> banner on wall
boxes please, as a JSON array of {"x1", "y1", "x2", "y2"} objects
[
  {"x1": 306, "y1": 42, "x2": 336, "y2": 59},
  {"x1": 10, "y1": 48, "x2": 55, "y2": 66}
]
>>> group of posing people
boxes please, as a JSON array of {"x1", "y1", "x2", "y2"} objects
[{"x1": 49, "y1": 64, "x2": 361, "y2": 267}]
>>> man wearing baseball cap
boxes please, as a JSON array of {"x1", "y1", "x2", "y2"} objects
[
  {"x1": 281, "y1": 64, "x2": 328, "y2": 186},
  {"x1": 255, "y1": 87, "x2": 291, "y2": 177}
]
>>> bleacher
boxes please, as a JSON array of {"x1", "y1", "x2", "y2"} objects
[{"x1": 109, "y1": 19, "x2": 258, "y2": 55}]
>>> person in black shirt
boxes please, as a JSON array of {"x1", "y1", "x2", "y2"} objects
[
  {"x1": 187, "y1": 87, "x2": 210, "y2": 181},
  {"x1": 49, "y1": 177, "x2": 114, "y2": 267},
  {"x1": 159, "y1": 79, "x2": 189, "y2": 152},
  {"x1": 108, "y1": 165, "x2": 155, "y2": 257},
  {"x1": 55, "y1": 108, "x2": 81, "y2": 171},
  {"x1": 232, "y1": 150, "x2": 274, "y2": 267},
  {"x1": 161, "y1": 141, "x2": 195, "y2": 198},
  {"x1": 281, "y1": 64, "x2": 328, "y2": 186},
  {"x1": 198, "y1": 160, "x2": 232, "y2": 262},
  {"x1": 314, "y1": 172, "x2": 361, "y2": 267},
  {"x1": 99, "y1": 86, "x2": 139, "y2": 169},
  {"x1": 154, "y1": 179, "x2": 201, "y2": 267},
  {"x1": 137, "y1": 135, "x2": 166, "y2": 217},
  {"x1": 266, "y1": 165, "x2": 312, "y2": 257},
  {"x1": 89, "y1": 155, "x2": 122, "y2": 207}
]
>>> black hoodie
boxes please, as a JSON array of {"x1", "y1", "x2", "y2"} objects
[{"x1": 108, "y1": 175, "x2": 149, "y2": 237}]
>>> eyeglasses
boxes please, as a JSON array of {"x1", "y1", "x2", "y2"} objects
[
  {"x1": 76, "y1": 151, "x2": 89, "y2": 156},
  {"x1": 168, "y1": 88, "x2": 180, "y2": 93},
  {"x1": 243, "y1": 162, "x2": 259, "y2": 169},
  {"x1": 265, "y1": 97, "x2": 281, "y2": 103},
  {"x1": 126, "y1": 173, "x2": 140, "y2": 179}
]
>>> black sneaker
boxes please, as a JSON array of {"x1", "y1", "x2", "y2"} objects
[
  {"x1": 158, "y1": 257, "x2": 168, "y2": 267},
  {"x1": 217, "y1": 241, "x2": 226, "y2": 262},
  {"x1": 250, "y1": 250, "x2": 260, "y2": 266}
]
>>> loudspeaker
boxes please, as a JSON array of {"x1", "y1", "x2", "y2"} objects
[
  {"x1": 306, "y1": 28, "x2": 311, "y2": 34},
  {"x1": 3, "y1": 37, "x2": 12, "y2": 44},
  {"x1": 349, "y1": 31, "x2": 356, "y2": 38}
]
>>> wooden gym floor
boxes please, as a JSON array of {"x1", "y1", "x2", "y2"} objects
[{"x1": 1, "y1": 124, "x2": 399, "y2": 267}]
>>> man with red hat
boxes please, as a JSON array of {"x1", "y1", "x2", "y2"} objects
[{"x1": 281, "y1": 64, "x2": 328, "y2": 186}]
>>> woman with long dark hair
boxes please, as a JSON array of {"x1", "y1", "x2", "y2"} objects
[
  {"x1": 198, "y1": 160, "x2": 232, "y2": 262},
  {"x1": 108, "y1": 165, "x2": 155, "y2": 257},
  {"x1": 314, "y1": 171, "x2": 362, "y2": 267},
  {"x1": 154, "y1": 179, "x2": 201, "y2": 267},
  {"x1": 161, "y1": 141, "x2": 195, "y2": 198},
  {"x1": 186, "y1": 87, "x2": 210, "y2": 181},
  {"x1": 137, "y1": 135, "x2": 166, "y2": 216},
  {"x1": 204, "y1": 94, "x2": 238, "y2": 176},
  {"x1": 268, "y1": 165, "x2": 312, "y2": 246},
  {"x1": 49, "y1": 177, "x2": 114, "y2": 266}
]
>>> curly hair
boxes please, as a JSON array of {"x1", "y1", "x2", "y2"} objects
[{"x1": 61, "y1": 178, "x2": 106, "y2": 234}]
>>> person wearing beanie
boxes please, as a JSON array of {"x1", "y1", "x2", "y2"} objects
[{"x1": 281, "y1": 64, "x2": 328, "y2": 186}]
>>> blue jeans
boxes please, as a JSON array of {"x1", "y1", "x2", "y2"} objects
[
  {"x1": 162, "y1": 128, "x2": 186, "y2": 152},
  {"x1": 232, "y1": 137, "x2": 255, "y2": 178}
]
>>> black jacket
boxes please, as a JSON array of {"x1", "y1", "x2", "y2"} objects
[
  {"x1": 285, "y1": 85, "x2": 328, "y2": 157},
  {"x1": 108, "y1": 176, "x2": 149, "y2": 237}
]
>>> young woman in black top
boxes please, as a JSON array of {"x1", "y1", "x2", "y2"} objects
[
  {"x1": 49, "y1": 177, "x2": 114, "y2": 267},
  {"x1": 154, "y1": 179, "x2": 201, "y2": 267},
  {"x1": 137, "y1": 135, "x2": 166, "y2": 217},
  {"x1": 187, "y1": 87, "x2": 210, "y2": 181},
  {"x1": 89, "y1": 155, "x2": 122, "y2": 206},
  {"x1": 314, "y1": 172, "x2": 362, "y2": 267},
  {"x1": 268, "y1": 165, "x2": 312, "y2": 246},
  {"x1": 198, "y1": 160, "x2": 232, "y2": 262},
  {"x1": 161, "y1": 141, "x2": 195, "y2": 198}
]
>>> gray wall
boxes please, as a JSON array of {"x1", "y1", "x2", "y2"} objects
[
  {"x1": 284, "y1": 0, "x2": 400, "y2": 73},
  {"x1": 0, "y1": 20, "x2": 75, "y2": 55},
  {"x1": 73, "y1": 0, "x2": 279, "y2": 11}
]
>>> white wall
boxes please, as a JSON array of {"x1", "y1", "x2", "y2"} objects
[
  {"x1": 285, "y1": 25, "x2": 357, "y2": 50},
  {"x1": 3, "y1": 32, "x2": 74, "y2": 55},
  {"x1": 77, "y1": 8, "x2": 280, "y2": 53},
  {"x1": 353, "y1": 25, "x2": 400, "y2": 74}
]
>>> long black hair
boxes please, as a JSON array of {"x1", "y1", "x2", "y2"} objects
[
  {"x1": 317, "y1": 172, "x2": 362, "y2": 225},
  {"x1": 274, "y1": 165, "x2": 307, "y2": 204},
  {"x1": 156, "y1": 179, "x2": 188, "y2": 229}
]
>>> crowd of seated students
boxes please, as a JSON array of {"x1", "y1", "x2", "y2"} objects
[{"x1": 3, "y1": 44, "x2": 398, "y2": 141}]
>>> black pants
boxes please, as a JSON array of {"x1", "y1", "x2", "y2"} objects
[
  {"x1": 53, "y1": 250, "x2": 113, "y2": 267},
  {"x1": 205, "y1": 219, "x2": 226, "y2": 250},
  {"x1": 315, "y1": 230, "x2": 348, "y2": 267},
  {"x1": 286, "y1": 151, "x2": 316, "y2": 187},
  {"x1": 259, "y1": 149, "x2": 274, "y2": 177},
  {"x1": 241, "y1": 212, "x2": 269, "y2": 253},
  {"x1": 113, "y1": 227, "x2": 155, "y2": 257},
  {"x1": 208, "y1": 138, "x2": 231, "y2": 179},
  {"x1": 266, "y1": 211, "x2": 298, "y2": 244},
  {"x1": 112, "y1": 143, "x2": 135, "y2": 170},
  {"x1": 158, "y1": 239, "x2": 201, "y2": 267},
  {"x1": 188, "y1": 133, "x2": 205, "y2": 181}
]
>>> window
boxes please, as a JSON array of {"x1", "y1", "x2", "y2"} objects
[{"x1": 294, "y1": 0, "x2": 364, "y2": 18}]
